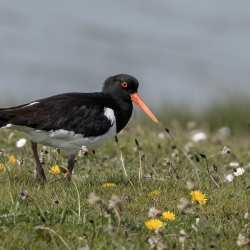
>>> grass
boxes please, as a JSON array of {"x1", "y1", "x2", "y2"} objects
[{"x1": 0, "y1": 105, "x2": 250, "y2": 249}]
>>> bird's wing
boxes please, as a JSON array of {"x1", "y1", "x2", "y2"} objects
[{"x1": 0, "y1": 93, "x2": 114, "y2": 137}]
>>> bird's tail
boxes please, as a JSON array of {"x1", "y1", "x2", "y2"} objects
[{"x1": 0, "y1": 111, "x2": 11, "y2": 127}]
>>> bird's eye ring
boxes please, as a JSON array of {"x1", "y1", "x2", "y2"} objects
[{"x1": 121, "y1": 82, "x2": 128, "y2": 88}]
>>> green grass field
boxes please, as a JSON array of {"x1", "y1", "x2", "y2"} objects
[{"x1": 0, "y1": 104, "x2": 250, "y2": 249}]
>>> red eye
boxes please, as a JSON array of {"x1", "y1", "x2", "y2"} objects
[{"x1": 121, "y1": 82, "x2": 128, "y2": 88}]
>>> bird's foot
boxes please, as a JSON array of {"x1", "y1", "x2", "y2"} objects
[
  {"x1": 36, "y1": 167, "x2": 47, "y2": 181},
  {"x1": 66, "y1": 172, "x2": 72, "y2": 182}
]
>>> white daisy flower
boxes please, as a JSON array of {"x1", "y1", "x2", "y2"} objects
[
  {"x1": 157, "y1": 132, "x2": 165, "y2": 139},
  {"x1": 234, "y1": 167, "x2": 245, "y2": 176},
  {"x1": 225, "y1": 174, "x2": 234, "y2": 182},
  {"x1": 221, "y1": 146, "x2": 231, "y2": 154},
  {"x1": 229, "y1": 162, "x2": 239, "y2": 167},
  {"x1": 237, "y1": 234, "x2": 250, "y2": 246},
  {"x1": 16, "y1": 138, "x2": 27, "y2": 148},
  {"x1": 191, "y1": 131, "x2": 207, "y2": 142}
]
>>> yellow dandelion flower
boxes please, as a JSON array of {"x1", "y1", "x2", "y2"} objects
[
  {"x1": 145, "y1": 219, "x2": 163, "y2": 230},
  {"x1": 102, "y1": 183, "x2": 116, "y2": 188},
  {"x1": 190, "y1": 190, "x2": 207, "y2": 204},
  {"x1": 148, "y1": 190, "x2": 160, "y2": 198},
  {"x1": 0, "y1": 164, "x2": 4, "y2": 172},
  {"x1": 8, "y1": 155, "x2": 16, "y2": 163},
  {"x1": 49, "y1": 165, "x2": 61, "y2": 175},
  {"x1": 162, "y1": 211, "x2": 176, "y2": 221}
]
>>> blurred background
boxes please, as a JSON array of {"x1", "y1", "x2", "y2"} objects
[{"x1": 1, "y1": 0, "x2": 250, "y2": 116}]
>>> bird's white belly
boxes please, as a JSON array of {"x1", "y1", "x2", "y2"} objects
[
  {"x1": 3, "y1": 124, "x2": 117, "y2": 155},
  {"x1": 30, "y1": 127, "x2": 116, "y2": 155}
]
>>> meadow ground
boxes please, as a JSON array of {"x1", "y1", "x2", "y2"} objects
[{"x1": 0, "y1": 103, "x2": 250, "y2": 250}]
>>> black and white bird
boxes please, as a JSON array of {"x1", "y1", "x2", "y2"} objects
[{"x1": 0, "y1": 74, "x2": 158, "y2": 181}]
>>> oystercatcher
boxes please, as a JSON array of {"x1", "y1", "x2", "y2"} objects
[{"x1": 0, "y1": 74, "x2": 158, "y2": 181}]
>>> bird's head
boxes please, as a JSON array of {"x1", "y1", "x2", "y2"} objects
[{"x1": 102, "y1": 74, "x2": 158, "y2": 123}]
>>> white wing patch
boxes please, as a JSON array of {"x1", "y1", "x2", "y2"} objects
[
  {"x1": 104, "y1": 107, "x2": 116, "y2": 124},
  {"x1": 23, "y1": 102, "x2": 39, "y2": 107},
  {"x1": 1, "y1": 123, "x2": 13, "y2": 128}
]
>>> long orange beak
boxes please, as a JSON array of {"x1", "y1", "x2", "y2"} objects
[{"x1": 130, "y1": 93, "x2": 158, "y2": 123}]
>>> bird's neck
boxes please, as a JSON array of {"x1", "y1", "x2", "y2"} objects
[
  {"x1": 102, "y1": 93, "x2": 133, "y2": 133},
  {"x1": 114, "y1": 103, "x2": 133, "y2": 133}
]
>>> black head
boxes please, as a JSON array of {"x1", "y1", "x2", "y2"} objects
[
  {"x1": 102, "y1": 74, "x2": 139, "y2": 100},
  {"x1": 102, "y1": 74, "x2": 158, "y2": 123}
]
